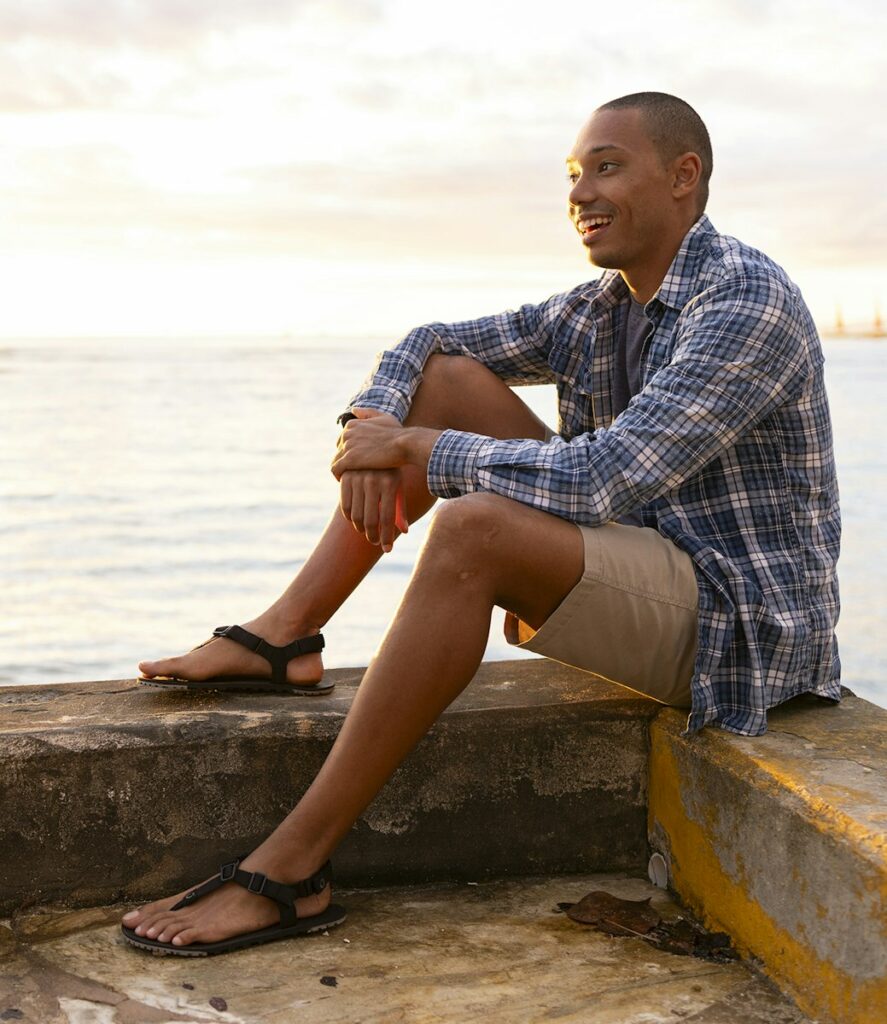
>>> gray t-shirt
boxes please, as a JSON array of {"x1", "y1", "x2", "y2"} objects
[
  {"x1": 614, "y1": 297, "x2": 651, "y2": 526},
  {"x1": 612, "y1": 295, "x2": 650, "y2": 419}
]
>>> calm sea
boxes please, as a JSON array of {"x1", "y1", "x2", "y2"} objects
[{"x1": 1, "y1": 335, "x2": 884, "y2": 709}]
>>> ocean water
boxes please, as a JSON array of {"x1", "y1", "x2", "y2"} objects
[{"x1": 1, "y1": 335, "x2": 884, "y2": 709}]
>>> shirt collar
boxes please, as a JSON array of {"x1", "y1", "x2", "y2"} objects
[
  {"x1": 586, "y1": 269, "x2": 629, "y2": 309},
  {"x1": 652, "y1": 214, "x2": 717, "y2": 310},
  {"x1": 583, "y1": 214, "x2": 717, "y2": 313}
]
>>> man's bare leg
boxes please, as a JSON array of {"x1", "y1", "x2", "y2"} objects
[
  {"x1": 138, "y1": 355, "x2": 551, "y2": 687},
  {"x1": 125, "y1": 490, "x2": 585, "y2": 947}
]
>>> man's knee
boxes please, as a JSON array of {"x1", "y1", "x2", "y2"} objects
[
  {"x1": 421, "y1": 494, "x2": 510, "y2": 570},
  {"x1": 408, "y1": 353, "x2": 548, "y2": 441},
  {"x1": 410, "y1": 355, "x2": 507, "y2": 423},
  {"x1": 421, "y1": 354, "x2": 486, "y2": 391}
]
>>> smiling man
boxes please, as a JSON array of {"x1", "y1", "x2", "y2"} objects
[
  {"x1": 128, "y1": 92, "x2": 842, "y2": 957},
  {"x1": 569, "y1": 100, "x2": 713, "y2": 300}
]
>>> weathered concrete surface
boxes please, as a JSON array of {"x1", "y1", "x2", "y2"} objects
[
  {"x1": 647, "y1": 690, "x2": 885, "y2": 1024},
  {"x1": 0, "y1": 660, "x2": 660, "y2": 914},
  {"x1": 0, "y1": 873, "x2": 817, "y2": 1024}
]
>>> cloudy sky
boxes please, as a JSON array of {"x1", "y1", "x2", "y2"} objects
[{"x1": 2, "y1": 0, "x2": 885, "y2": 337}]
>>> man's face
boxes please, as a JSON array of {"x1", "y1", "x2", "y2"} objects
[{"x1": 566, "y1": 108, "x2": 676, "y2": 274}]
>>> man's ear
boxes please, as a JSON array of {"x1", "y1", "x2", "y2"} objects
[{"x1": 671, "y1": 152, "x2": 702, "y2": 200}]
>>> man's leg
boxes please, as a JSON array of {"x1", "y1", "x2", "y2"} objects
[
  {"x1": 139, "y1": 355, "x2": 551, "y2": 686},
  {"x1": 125, "y1": 491, "x2": 585, "y2": 947}
]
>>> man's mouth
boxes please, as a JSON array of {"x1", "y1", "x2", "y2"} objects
[{"x1": 577, "y1": 214, "x2": 614, "y2": 241}]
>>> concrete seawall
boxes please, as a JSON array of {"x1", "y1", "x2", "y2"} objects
[
  {"x1": 0, "y1": 661, "x2": 658, "y2": 911},
  {"x1": 1, "y1": 660, "x2": 882, "y2": 1024}
]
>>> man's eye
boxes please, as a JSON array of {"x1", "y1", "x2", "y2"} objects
[
  {"x1": 599, "y1": 161, "x2": 616, "y2": 172},
  {"x1": 566, "y1": 172, "x2": 580, "y2": 185}
]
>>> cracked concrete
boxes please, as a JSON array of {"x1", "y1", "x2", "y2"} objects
[{"x1": 0, "y1": 874, "x2": 817, "y2": 1024}]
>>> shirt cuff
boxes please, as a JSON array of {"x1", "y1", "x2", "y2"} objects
[
  {"x1": 426, "y1": 429, "x2": 494, "y2": 498},
  {"x1": 344, "y1": 385, "x2": 409, "y2": 424}
]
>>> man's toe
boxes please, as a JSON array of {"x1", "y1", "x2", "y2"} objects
[{"x1": 139, "y1": 656, "x2": 186, "y2": 679}]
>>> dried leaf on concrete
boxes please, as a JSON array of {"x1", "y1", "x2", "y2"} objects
[
  {"x1": 560, "y1": 891, "x2": 661, "y2": 935},
  {"x1": 559, "y1": 890, "x2": 738, "y2": 962}
]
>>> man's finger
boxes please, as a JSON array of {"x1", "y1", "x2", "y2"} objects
[
  {"x1": 378, "y1": 486, "x2": 396, "y2": 553},
  {"x1": 395, "y1": 486, "x2": 409, "y2": 534},
  {"x1": 349, "y1": 475, "x2": 366, "y2": 535},
  {"x1": 363, "y1": 484, "x2": 380, "y2": 545},
  {"x1": 339, "y1": 473, "x2": 353, "y2": 523}
]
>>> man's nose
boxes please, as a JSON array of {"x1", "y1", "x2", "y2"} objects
[{"x1": 568, "y1": 175, "x2": 596, "y2": 209}]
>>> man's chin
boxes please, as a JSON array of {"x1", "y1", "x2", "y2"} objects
[{"x1": 583, "y1": 246, "x2": 619, "y2": 270}]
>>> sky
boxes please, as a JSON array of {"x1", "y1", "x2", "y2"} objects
[{"x1": 1, "y1": 0, "x2": 885, "y2": 338}]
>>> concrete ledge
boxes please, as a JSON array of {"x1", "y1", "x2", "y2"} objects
[
  {"x1": 0, "y1": 660, "x2": 660, "y2": 914},
  {"x1": 647, "y1": 688, "x2": 886, "y2": 1024},
  {"x1": 1, "y1": 874, "x2": 816, "y2": 1023}
]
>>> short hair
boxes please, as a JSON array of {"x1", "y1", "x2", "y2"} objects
[{"x1": 597, "y1": 92, "x2": 713, "y2": 211}]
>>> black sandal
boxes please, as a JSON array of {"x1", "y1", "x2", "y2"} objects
[
  {"x1": 121, "y1": 855, "x2": 346, "y2": 957},
  {"x1": 138, "y1": 624, "x2": 333, "y2": 695}
]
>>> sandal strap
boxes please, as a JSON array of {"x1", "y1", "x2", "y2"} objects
[
  {"x1": 170, "y1": 853, "x2": 248, "y2": 910},
  {"x1": 171, "y1": 856, "x2": 333, "y2": 929},
  {"x1": 213, "y1": 625, "x2": 325, "y2": 686},
  {"x1": 230, "y1": 860, "x2": 332, "y2": 928}
]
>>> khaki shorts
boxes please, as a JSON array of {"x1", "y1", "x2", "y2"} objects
[{"x1": 504, "y1": 521, "x2": 698, "y2": 708}]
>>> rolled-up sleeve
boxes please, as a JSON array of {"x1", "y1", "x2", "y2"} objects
[{"x1": 427, "y1": 273, "x2": 811, "y2": 524}]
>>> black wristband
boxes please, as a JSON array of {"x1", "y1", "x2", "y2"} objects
[{"x1": 337, "y1": 411, "x2": 358, "y2": 427}]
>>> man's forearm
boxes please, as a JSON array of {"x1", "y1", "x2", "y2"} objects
[{"x1": 398, "y1": 426, "x2": 443, "y2": 472}]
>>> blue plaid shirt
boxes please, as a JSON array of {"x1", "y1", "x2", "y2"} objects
[{"x1": 347, "y1": 216, "x2": 842, "y2": 738}]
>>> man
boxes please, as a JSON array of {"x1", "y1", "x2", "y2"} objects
[{"x1": 125, "y1": 93, "x2": 841, "y2": 956}]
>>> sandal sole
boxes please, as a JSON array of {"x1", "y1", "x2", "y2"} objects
[
  {"x1": 121, "y1": 905, "x2": 347, "y2": 957},
  {"x1": 138, "y1": 678, "x2": 334, "y2": 696}
]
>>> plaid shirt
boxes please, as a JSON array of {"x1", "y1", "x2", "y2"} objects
[{"x1": 347, "y1": 216, "x2": 842, "y2": 738}]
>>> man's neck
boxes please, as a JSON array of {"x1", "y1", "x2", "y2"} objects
[
  {"x1": 621, "y1": 273, "x2": 663, "y2": 306},
  {"x1": 620, "y1": 214, "x2": 700, "y2": 304},
  {"x1": 620, "y1": 247, "x2": 680, "y2": 305}
]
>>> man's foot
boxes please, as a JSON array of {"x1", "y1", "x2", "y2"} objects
[
  {"x1": 138, "y1": 610, "x2": 324, "y2": 688},
  {"x1": 121, "y1": 849, "x2": 331, "y2": 950}
]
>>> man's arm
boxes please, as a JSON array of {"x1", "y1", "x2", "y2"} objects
[
  {"x1": 342, "y1": 290, "x2": 577, "y2": 423},
  {"x1": 333, "y1": 289, "x2": 579, "y2": 550},
  {"x1": 423, "y1": 274, "x2": 814, "y2": 525}
]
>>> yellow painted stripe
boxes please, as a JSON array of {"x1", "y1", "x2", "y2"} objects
[{"x1": 648, "y1": 724, "x2": 887, "y2": 1024}]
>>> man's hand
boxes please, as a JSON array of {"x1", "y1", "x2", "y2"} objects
[
  {"x1": 332, "y1": 407, "x2": 441, "y2": 478},
  {"x1": 338, "y1": 468, "x2": 406, "y2": 552},
  {"x1": 333, "y1": 408, "x2": 439, "y2": 551},
  {"x1": 333, "y1": 408, "x2": 408, "y2": 475}
]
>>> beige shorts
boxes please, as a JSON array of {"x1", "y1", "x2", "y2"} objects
[{"x1": 504, "y1": 521, "x2": 698, "y2": 708}]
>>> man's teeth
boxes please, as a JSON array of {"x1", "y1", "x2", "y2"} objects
[{"x1": 579, "y1": 216, "x2": 613, "y2": 232}]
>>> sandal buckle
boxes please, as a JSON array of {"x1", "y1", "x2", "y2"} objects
[
  {"x1": 219, "y1": 860, "x2": 237, "y2": 882},
  {"x1": 247, "y1": 871, "x2": 267, "y2": 895}
]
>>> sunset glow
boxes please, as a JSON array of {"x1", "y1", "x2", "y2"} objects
[{"x1": 2, "y1": 0, "x2": 885, "y2": 337}]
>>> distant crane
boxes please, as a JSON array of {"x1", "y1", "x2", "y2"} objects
[{"x1": 822, "y1": 301, "x2": 885, "y2": 339}]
